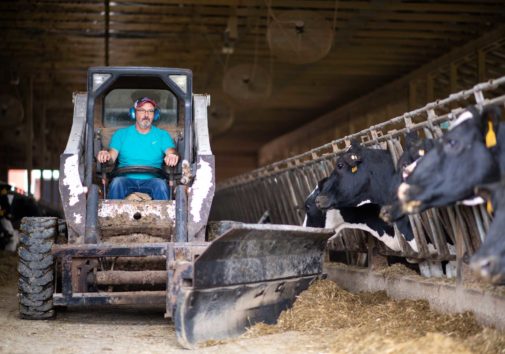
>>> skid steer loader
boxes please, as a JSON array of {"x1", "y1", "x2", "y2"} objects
[{"x1": 17, "y1": 67, "x2": 334, "y2": 348}]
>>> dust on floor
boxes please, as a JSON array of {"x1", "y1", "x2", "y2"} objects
[{"x1": 1, "y1": 252, "x2": 504, "y2": 354}]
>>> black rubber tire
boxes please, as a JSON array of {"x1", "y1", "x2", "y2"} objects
[{"x1": 18, "y1": 217, "x2": 57, "y2": 320}]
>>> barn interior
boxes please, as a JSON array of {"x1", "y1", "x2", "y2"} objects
[{"x1": 1, "y1": 0, "x2": 505, "y2": 211}]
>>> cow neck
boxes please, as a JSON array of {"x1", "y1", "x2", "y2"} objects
[
  {"x1": 495, "y1": 124, "x2": 505, "y2": 174},
  {"x1": 364, "y1": 152, "x2": 397, "y2": 207}
]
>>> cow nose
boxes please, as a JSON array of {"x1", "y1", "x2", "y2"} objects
[
  {"x1": 315, "y1": 195, "x2": 326, "y2": 209},
  {"x1": 471, "y1": 255, "x2": 498, "y2": 281},
  {"x1": 397, "y1": 183, "x2": 410, "y2": 202},
  {"x1": 379, "y1": 206, "x2": 391, "y2": 222}
]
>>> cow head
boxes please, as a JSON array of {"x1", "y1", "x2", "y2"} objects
[
  {"x1": 398, "y1": 131, "x2": 435, "y2": 181},
  {"x1": 382, "y1": 132, "x2": 435, "y2": 223},
  {"x1": 397, "y1": 105, "x2": 502, "y2": 214},
  {"x1": 316, "y1": 140, "x2": 395, "y2": 210},
  {"x1": 471, "y1": 181, "x2": 505, "y2": 284}
]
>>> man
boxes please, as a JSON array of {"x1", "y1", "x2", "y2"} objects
[{"x1": 97, "y1": 97, "x2": 179, "y2": 200}]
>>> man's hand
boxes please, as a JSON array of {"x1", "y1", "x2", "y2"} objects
[
  {"x1": 164, "y1": 152, "x2": 179, "y2": 167},
  {"x1": 97, "y1": 149, "x2": 118, "y2": 164},
  {"x1": 98, "y1": 150, "x2": 112, "y2": 164}
]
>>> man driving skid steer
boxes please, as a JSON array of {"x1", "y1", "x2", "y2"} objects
[{"x1": 97, "y1": 97, "x2": 179, "y2": 200}]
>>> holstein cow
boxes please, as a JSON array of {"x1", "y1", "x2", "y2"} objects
[
  {"x1": 0, "y1": 182, "x2": 59, "y2": 252},
  {"x1": 397, "y1": 105, "x2": 503, "y2": 214},
  {"x1": 382, "y1": 131, "x2": 434, "y2": 222},
  {"x1": 470, "y1": 180, "x2": 505, "y2": 284},
  {"x1": 304, "y1": 178, "x2": 392, "y2": 235},
  {"x1": 0, "y1": 183, "x2": 19, "y2": 252},
  {"x1": 314, "y1": 140, "x2": 416, "y2": 252},
  {"x1": 397, "y1": 131, "x2": 434, "y2": 181}
]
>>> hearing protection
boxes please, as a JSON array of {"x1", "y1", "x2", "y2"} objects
[{"x1": 129, "y1": 97, "x2": 160, "y2": 121}]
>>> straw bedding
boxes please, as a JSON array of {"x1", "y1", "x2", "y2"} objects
[{"x1": 245, "y1": 279, "x2": 505, "y2": 354}]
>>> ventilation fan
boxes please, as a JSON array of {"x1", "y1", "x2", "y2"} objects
[
  {"x1": 222, "y1": 63, "x2": 272, "y2": 103},
  {"x1": 267, "y1": 10, "x2": 334, "y2": 64},
  {"x1": 208, "y1": 95, "x2": 235, "y2": 137},
  {"x1": 0, "y1": 93, "x2": 24, "y2": 127}
]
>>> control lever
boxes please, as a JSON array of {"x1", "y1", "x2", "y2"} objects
[{"x1": 164, "y1": 165, "x2": 176, "y2": 200}]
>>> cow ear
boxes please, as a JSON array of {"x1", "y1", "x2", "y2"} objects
[
  {"x1": 350, "y1": 138, "x2": 360, "y2": 148},
  {"x1": 344, "y1": 139, "x2": 363, "y2": 172},
  {"x1": 343, "y1": 151, "x2": 362, "y2": 172},
  {"x1": 404, "y1": 131, "x2": 419, "y2": 148},
  {"x1": 479, "y1": 105, "x2": 501, "y2": 149}
]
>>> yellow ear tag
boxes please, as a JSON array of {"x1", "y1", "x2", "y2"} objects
[
  {"x1": 485, "y1": 120, "x2": 497, "y2": 148},
  {"x1": 486, "y1": 199, "x2": 494, "y2": 215},
  {"x1": 351, "y1": 166, "x2": 358, "y2": 173}
]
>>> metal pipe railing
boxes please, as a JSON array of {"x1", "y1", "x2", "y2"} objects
[{"x1": 212, "y1": 76, "x2": 505, "y2": 264}]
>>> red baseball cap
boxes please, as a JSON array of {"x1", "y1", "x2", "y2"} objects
[{"x1": 134, "y1": 97, "x2": 158, "y2": 108}]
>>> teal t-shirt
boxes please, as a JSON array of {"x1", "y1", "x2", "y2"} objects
[{"x1": 109, "y1": 125, "x2": 176, "y2": 179}]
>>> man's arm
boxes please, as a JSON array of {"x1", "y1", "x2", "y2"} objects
[
  {"x1": 97, "y1": 149, "x2": 118, "y2": 164},
  {"x1": 164, "y1": 148, "x2": 179, "y2": 167}
]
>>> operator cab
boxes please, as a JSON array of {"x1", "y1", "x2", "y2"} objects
[
  {"x1": 85, "y1": 67, "x2": 193, "y2": 242},
  {"x1": 89, "y1": 68, "x2": 192, "y2": 201}
]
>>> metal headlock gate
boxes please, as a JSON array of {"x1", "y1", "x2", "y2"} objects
[{"x1": 212, "y1": 76, "x2": 505, "y2": 270}]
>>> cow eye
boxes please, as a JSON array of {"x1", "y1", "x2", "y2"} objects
[
  {"x1": 445, "y1": 139, "x2": 459, "y2": 148},
  {"x1": 444, "y1": 138, "x2": 462, "y2": 153},
  {"x1": 337, "y1": 163, "x2": 344, "y2": 169}
]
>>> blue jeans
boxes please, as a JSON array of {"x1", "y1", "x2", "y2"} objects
[{"x1": 108, "y1": 177, "x2": 170, "y2": 200}]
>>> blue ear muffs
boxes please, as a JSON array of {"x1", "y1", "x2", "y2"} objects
[{"x1": 129, "y1": 107, "x2": 160, "y2": 121}]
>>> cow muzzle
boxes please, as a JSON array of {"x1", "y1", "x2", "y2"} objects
[
  {"x1": 315, "y1": 195, "x2": 331, "y2": 210},
  {"x1": 470, "y1": 254, "x2": 505, "y2": 284},
  {"x1": 397, "y1": 183, "x2": 422, "y2": 213}
]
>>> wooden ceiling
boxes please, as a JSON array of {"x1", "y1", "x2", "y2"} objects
[{"x1": 1, "y1": 0, "x2": 505, "y2": 181}]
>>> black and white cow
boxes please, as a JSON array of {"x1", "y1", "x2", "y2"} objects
[
  {"x1": 304, "y1": 179, "x2": 392, "y2": 233},
  {"x1": 470, "y1": 180, "x2": 505, "y2": 284},
  {"x1": 397, "y1": 131, "x2": 435, "y2": 181},
  {"x1": 397, "y1": 105, "x2": 504, "y2": 214},
  {"x1": 382, "y1": 132, "x2": 435, "y2": 222},
  {"x1": 314, "y1": 140, "x2": 417, "y2": 252},
  {"x1": 0, "y1": 183, "x2": 19, "y2": 252},
  {"x1": 0, "y1": 182, "x2": 59, "y2": 252}
]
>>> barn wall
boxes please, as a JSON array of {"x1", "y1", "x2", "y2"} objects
[{"x1": 259, "y1": 26, "x2": 505, "y2": 166}]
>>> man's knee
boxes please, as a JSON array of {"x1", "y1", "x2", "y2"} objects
[
  {"x1": 146, "y1": 178, "x2": 169, "y2": 200},
  {"x1": 150, "y1": 178, "x2": 167, "y2": 188},
  {"x1": 109, "y1": 176, "x2": 127, "y2": 189},
  {"x1": 108, "y1": 177, "x2": 130, "y2": 199}
]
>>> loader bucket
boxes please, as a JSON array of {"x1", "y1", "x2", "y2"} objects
[{"x1": 173, "y1": 222, "x2": 335, "y2": 348}]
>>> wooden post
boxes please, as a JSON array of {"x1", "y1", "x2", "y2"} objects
[
  {"x1": 25, "y1": 75, "x2": 34, "y2": 196},
  {"x1": 367, "y1": 237, "x2": 388, "y2": 272},
  {"x1": 39, "y1": 103, "x2": 47, "y2": 202}
]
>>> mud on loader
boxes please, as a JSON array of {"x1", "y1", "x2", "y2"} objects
[{"x1": 17, "y1": 67, "x2": 333, "y2": 348}]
